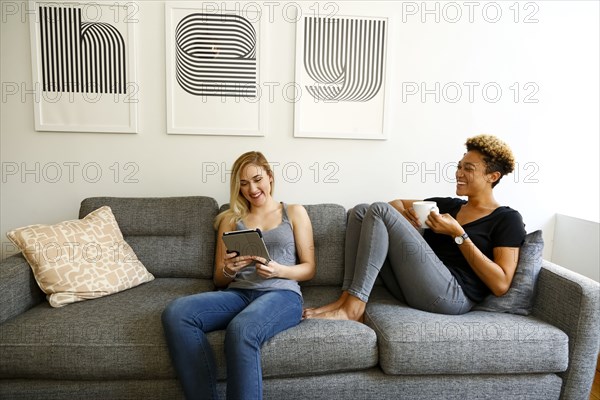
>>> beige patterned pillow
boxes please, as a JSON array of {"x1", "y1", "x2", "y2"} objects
[{"x1": 7, "y1": 206, "x2": 154, "y2": 307}]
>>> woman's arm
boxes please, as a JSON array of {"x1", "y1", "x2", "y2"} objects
[
  {"x1": 459, "y1": 240, "x2": 519, "y2": 296},
  {"x1": 213, "y1": 217, "x2": 254, "y2": 288},
  {"x1": 427, "y1": 212, "x2": 520, "y2": 296},
  {"x1": 389, "y1": 199, "x2": 422, "y2": 228},
  {"x1": 253, "y1": 204, "x2": 316, "y2": 282}
]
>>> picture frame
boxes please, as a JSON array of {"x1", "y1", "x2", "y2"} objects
[
  {"x1": 165, "y1": 2, "x2": 268, "y2": 136},
  {"x1": 28, "y1": 0, "x2": 139, "y2": 133},
  {"x1": 293, "y1": 12, "x2": 392, "y2": 140}
]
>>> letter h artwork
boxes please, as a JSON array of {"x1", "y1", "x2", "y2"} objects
[{"x1": 28, "y1": 1, "x2": 138, "y2": 133}]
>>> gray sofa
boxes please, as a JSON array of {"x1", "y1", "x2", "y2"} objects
[{"x1": 1, "y1": 196, "x2": 599, "y2": 400}]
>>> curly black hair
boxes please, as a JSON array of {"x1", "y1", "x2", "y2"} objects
[{"x1": 465, "y1": 134, "x2": 515, "y2": 187}]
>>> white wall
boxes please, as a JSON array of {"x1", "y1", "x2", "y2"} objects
[
  {"x1": 552, "y1": 215, "x2": 599, "y2": 282},
  {"x1": 1, "y1": 1, "x2": 599, "y2": 264}
]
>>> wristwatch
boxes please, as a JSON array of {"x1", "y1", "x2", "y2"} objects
[{"x1": 454, "y1": 232, "x2": 469, "y2": 245}]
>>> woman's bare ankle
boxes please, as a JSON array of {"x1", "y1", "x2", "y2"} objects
[
  {"x1": 307, "y1": 294, "x2": 366, "y2": 322},
  {"x1": 342, "y1": 295, "x2": 366, "y2": 322}
]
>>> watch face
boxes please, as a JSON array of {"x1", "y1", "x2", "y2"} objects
[{"x1": 455, "y1": 236, "x2": 464, "y2": 245}]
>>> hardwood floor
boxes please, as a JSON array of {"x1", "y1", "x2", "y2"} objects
[{"x1": 591, "y1": 355, "x2": 600, "y2": 400}]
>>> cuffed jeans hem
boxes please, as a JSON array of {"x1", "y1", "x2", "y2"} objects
[{"x1": 347, "y1": 288, "x2": 369, "y2": 303}]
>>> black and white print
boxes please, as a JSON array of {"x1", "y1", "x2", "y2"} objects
[
  {"x1": 29, "y1": 1, "x2": 138, "y2": 133},
  {"x1": 303, "y1": 16, "x2": 386, "y2": 102},
  {"x1": 39, "y1": 5, "x2": 127, "y2": 94},
  {"x1": 165, "y1": 4, "x2": 265, "y2": 136},
  {"x1": 175, "y1": 13, "x2": 257, "y2": 97},
  {"x1": 294, "y1": 13, "x2": 390, "y2": 139}
]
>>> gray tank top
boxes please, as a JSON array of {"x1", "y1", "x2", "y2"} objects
[{"x1": 227, "y1": 203, "x2": 302, "y2": 297}]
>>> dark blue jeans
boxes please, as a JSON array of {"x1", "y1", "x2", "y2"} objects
[{"x1": 162, "y1": 288, "x2": 303, "y2": 400}]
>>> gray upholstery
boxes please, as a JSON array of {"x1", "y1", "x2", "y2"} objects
[
  {"x1": 0, "y1": 280, "x2": 376, "y2": 381},
  {"x1": 0, "y1": 253, "x2": 44, "y2": 324},
  {"x1": 302, "y1": 204, "x2": 346, "y2": 286},
  {"x1": 0, "y1": 279, "x2": 208, "y2": 380},
  {"x1": 367, "y1": 287, "x2": 568, "y2": 375},
  {"x1": 532, "y1": 261, "x2": 600, "y2": 400},
  {"x1": 1, "y1": 196, "x2": 598, "y2": 400},
  {"x1": 474, "y1": 229, "x2": 544, "y2": 315},
  {"x1": 0, "y1": 370, "x2": 563, "y2": 400},
  {"x1": 79, "y1": 197, "x2": 219, "y2": 279},
  {"x1": 0, "y1": 371, "x2": 563, "y2": 400}
]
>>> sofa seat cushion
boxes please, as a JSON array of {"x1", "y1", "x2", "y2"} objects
[
  {"x1": 366, "y1": 287, "x2": 569, "y2": 375},
  {"x1": 206, "y1": 285, "x2": 379, "y2": 380},
  {"x1": 0, "y1": 282, "x2": 377, "y2": 381},
  {"x1": 0, "y1": 278, "x2": 211, "y2": 380},
  {"x1": 207, "y1": 319, "x2": 378, "y2": 380}
]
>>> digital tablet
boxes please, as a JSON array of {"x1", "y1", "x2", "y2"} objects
[{"x1": 222, "y1": 228, "x2": 271, "y2": 262}]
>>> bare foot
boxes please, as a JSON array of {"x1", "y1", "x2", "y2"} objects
[
  {"x1": 303, "y1": 291, "x2": 349, "y2": 318},
  {"x1": 305, "y1": 295, "x2": 366, "y2": 323},
  {"x1": 307, "y1": 307, "x2": 364, "y2": 323}
]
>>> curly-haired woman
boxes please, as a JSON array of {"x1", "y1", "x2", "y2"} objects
[{"x1": 304, "y1": 134, "x2": 526, "y2": 320}]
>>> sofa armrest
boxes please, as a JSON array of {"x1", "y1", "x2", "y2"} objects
[
  {"x1": 532, "y1": 260, "x2": 600, "y2": 400},
  {"x1": 0, "y1": 254, "x2": 44, "y2": 324}
]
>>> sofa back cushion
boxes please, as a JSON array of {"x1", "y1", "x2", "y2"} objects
[
  {"x1": 79, "y1": 197, "x2": 218, "y2": 278},
  {"x1": 302, "y1": 204, "x2": 346, "y2": 286},
  {"x1": 473, "y1": 229, "x2": 544, "y2": 315}
]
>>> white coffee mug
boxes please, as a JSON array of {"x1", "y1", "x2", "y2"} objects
[{"x1": 412, "y1": 201, "x2": 439, "y2": 229}]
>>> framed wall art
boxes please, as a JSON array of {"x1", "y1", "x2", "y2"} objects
[
  {"x1": 294, "y1": 13, "x2": 392, "y2": 140},
  {"x1": 28, "y1": 0, "x2": 139, "y2": 133},
  {"x1": 165, "y1": 2, "x2": 268, "y2": 136}
]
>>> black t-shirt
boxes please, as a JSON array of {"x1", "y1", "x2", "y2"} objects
[{"x1": 423, "y1": 197, "x2": 526, "y2": 302}]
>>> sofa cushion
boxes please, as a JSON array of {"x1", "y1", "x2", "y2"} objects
[
  {"x1": 0, "y1": 282, "x2": 377, "y2": 381},
  {"x1": 257, "y1": 286, "x2": 379, "y2": 378},
  {"x1": 0, "y1": 278, "x2": 209, "y2": 380},
  {"x1": 473, "y1": 230, "x2": 544, "y2": 315},
  {"x1": 366, "y1": 287, "x2": 569, "y2": 375},
  {"x1": 79, "y1": 197, "x2": 218, "y2": 279},
  {"x1": 209, "y1": 317, "x2": 378, "y2": 380},
  {"x1": 6, "y1": 206, "x2": 154, "y2": 307},
  {"x1": 302, "y1": 204, "x2": 346, "y2": 286},
  {"x1": 206, "y1": 285, "x2": 378, "y2": 379}
]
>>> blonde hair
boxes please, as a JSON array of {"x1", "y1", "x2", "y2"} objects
[
  {"x1": 465, "y1": 134, "x2": 515, "y2": 187},
  {"x1": 213, "y1": 151, "x2": 274, "y2": 229}
]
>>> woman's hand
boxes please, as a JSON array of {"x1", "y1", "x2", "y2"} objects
[
  {"x1": 222, "y1": 252, "x2": 253, "y2": 277},
  {"x1": 389, "y1": 199, "x2": 422, "y2": 230},
  {"x1": 252, "y1": 256, "x2": 281, "y2": 279},
  {"x1": 426, "y1": 212, "x2": 464, "y2": 237},
  {"x1": 402, "y1": 207, "x2": 421, "y2": 229}
]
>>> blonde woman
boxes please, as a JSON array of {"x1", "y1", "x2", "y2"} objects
[
  {"x1": 162, "y1": 151, "x2": 315, "y2": 400},
  {"x1": 305, "y1": 135, "x2": 526, "y2": 321}
]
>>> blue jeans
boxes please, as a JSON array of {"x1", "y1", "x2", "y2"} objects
[
  {"x1": 162, "y1": 289, "x2": 303, "y2": 400},
  {"x1": 343, "y1": 202, "x2": 475, "y2": 315}
]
